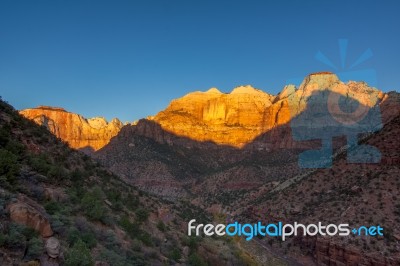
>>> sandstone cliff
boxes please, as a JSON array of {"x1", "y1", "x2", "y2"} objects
[
  {"x1": 19, "y1": 106, "x2": 123, "y2": 151},
  {"x1": 94, "y1": 72, "x2": 400, "y2": 201},
  {"x1": 150, "y1": 85, "x2": 276, "y2": 147},
  {"x1": 20, "y1": 73, "x2": 396, "y2": 152},
  {"x1": 143, "y1": 72, "x2": 390, "y2": 149}
]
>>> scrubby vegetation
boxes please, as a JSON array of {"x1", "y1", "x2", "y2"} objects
[{"x1": 0, "y1": 97, "x2": 252, "y2": 265}]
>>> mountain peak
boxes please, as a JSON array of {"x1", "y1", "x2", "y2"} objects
[
  {"x1": 87, "y1": 117, "x2": 108, "y2": 129},
  {"x1": 19, "y1": 73, "x2": 391, "y2": 150},
  {"x1": 299, "y1": 72, "x2": 340, "y2": 91},
  {"x1": 206, "y1": 87, "x2": 222, "y2": 94},
  {"x1": 231, "y1": 85, "x2": 261, "y2": 94},
  {"x1": 309, "y1": 71, "x2": 335, "y2": 76},
  {"x1": 36, "y1": 106, "x2": 67, "y2": 112}
]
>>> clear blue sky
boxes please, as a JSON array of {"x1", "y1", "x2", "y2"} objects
[{"x1": 0, "y1": 0, "x2": 399, "y2": 122}]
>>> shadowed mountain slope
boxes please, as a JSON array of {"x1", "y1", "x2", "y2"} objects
[{"x1": 1, "y1": 98, "x2": 262, "y2": 265}]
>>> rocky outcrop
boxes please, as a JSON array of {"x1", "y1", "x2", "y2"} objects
[
  {"x1": 43, "y1": 187, "x2": 67, "y2": 202},
  {"x1": 45, "y1": 237, "x2": 61, "y2": 258},
  {"x1": 41, "y1": 237, "x2": 61, "y2": 266},
  {"x1": 96, "y1": 73, "x2": 400, "y2": 199},
  {"x1": 135, "y1": 72, "x2": 395, "y2": 150},
  {"x1": 151, "y1": 85, "x2": 276, "y2": 147},
  {"x1": 20, "y1": 73, "x2": 399, "y2": 151},
  {"x1": 314, "y1": 238, "x2": 399, "y2": 266},
  {"x1": 7, "y1": 195, "x2": 53, "y2": 237},
  {"x1": 19, "y1": 106, "x2": 123, "y2": 151}
]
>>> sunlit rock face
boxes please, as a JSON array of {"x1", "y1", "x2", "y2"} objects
[
  {"x1": 19, "y1": 106, "x2": 123, "y2": 151},
  {"x1": 279, "y1": 72, "x2": 385, "y2": 129},
  {"x1": 149, "y1": 73, "x2": 386, "y2": 147},
  {"x1": 20, "y1": 73, "x2": 393, "y2": 150},
  {"x1": 151, "y1": 85, "x2": 278, "y2": 147}
]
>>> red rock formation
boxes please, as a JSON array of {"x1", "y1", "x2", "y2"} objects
[
  {"x1": 138, "y1": 73, "x2": 395, "y2": 150},
  {"x1": 151, "y1": 85, "x2": 276, "y2": 147},
  {"x1": 7, "y1": 195, "x2": 53, "y2": 237},
  {"x1": 19, "y1": 106, "x2": 123, "y2": 151},
  {"x1": 20, "y1": 73, "x2": 399, "y2": 151}
]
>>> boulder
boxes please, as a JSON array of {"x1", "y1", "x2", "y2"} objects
[
  {"x1": 45, "y1": 237, "x2": 60, "y2": 258},
  {"x1": 40, "y1": 254, "x2": 59, "y2": 266},
  {"x1": 7, "y1": 196, "x2": 53, "y2": 237},
  {"x1": 44, "y1": 187, "x2": 67, "y2": 202}
]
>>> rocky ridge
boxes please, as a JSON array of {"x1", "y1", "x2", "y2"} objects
[
  {"x1": 20, "y1": 73, "x2": 394, "y2": 152},
  {"x1": 145, "y1": 72, "x2": 387, "y2": 149},
  {"x1": 19, "y1": 106, "x2": 123, "y2": 151}
]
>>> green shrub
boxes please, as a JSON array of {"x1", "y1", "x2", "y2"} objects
[
  {"x1": 65, "y1": 239, "x2": 94, "y2": 266},
  {"x1": 168, "y1": 248, "x2": 181, "y2": 262},
  {"x1": 45, "y1": 201, "x2": 61, "y2": 215},
  {"x1": 188, "y1": 253, "x2": 207, "y2": 266},
  {"x1": 21, "y1": 226, "x2": 38, "y2": 240},
  {"x1": 5, "y1": 139, "x2": 25, "y2": 156},
  {"x1": 26, "y1": 237, "x2": 43, "y2": 260},
  {"x1": 105, "y1": 189, "x2": 121, "y2": 204},
  {"x1": 28, "y1": 154, "x2": 51, "y2": 174},
  {"x1": 98, "y1": 249, "x2": 127, "y2": 266},
  {"x1": 124, "y1": 194, "x2": 139, "y2": 211},
  {"x1": 47, "y1": 165, "x2": 67, "y2": 181},
  {"x1": 156, "y1": 221, "x2": 166, "y2": 232},
  {"x1": 131, "y1": 239, "x2": 141, "y2": 252},
  {"x1": 70, "y1": 169, "x2": 84, "y2": 184},
  {"x1": 67, "y1": 186, "x2": 85, "y2": 205},
  {"x1": 135, "y1": 208, "x2": 149, "y2": 224},
  {"x1": 0, "y1": 233, "x2": 6, "y2": 246},
  {"x1": 81, "y1": 187, "x2": 107, "y2": 222},
  {"x1": 81, "y1": 231, "x2": 97, "y2": 249},
  {"x1": 183, "y1": 236, "x2": 199, "y2": 252},
  {"x1": 67, "y1": 227, "x2": 97, "y2": 249},
  {"x1": 5, "y1": 223, "x2": 26, "y2": 249},
  {"x1": 67, "y1": 227, "x2": 81, "y2": 246},
  {"x1": 0, "y1": 148, "x2": 19, "y2": 186},
  {"x1": 49, "y1": 214, "x2": 68, "y2": 235},
  {"x1": 138, "y1": 231, "x2": 153, "y2": 247},
  {"x1": 0, "y1": 126, "x2": 11, "y2": 147},
  {"x1": 98, "y1": 248, "x2": 146, "y2": 266},
  {"x1": 119, "y1": 216, "x2": 140, "y2": 239}
]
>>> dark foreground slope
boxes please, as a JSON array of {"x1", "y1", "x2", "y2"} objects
[
  {"x1": 95, "y1": 90, "x2": 400, "y2": 265},
  {"x1": 234, "y1": 113, "x2": 400, "y2": 265},
  {"x1": 0, "y1": 98, "x2": 263, "y2": 266}
]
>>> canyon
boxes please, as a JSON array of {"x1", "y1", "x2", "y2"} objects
[{"x1": 17, "y1": 72, "x2": 400, "y2": 265}]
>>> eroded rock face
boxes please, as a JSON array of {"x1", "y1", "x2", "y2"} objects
[
  {"x1": 20, "y1": 73, "x2": 398, "y2": 151},
  {"x1": 19, "y1": 106, "x2": 123, "y2": 151},
  {"x1": 151, "y1": 85, "x2": 276, "y2": 147},
  {"x1": 143, "y1": 73, "x2": 390, "y2": 148},
  {"x1": 7, "y1": 196, "x2": 53, "y2": 237}
]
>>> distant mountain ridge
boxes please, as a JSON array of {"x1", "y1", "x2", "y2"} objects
[
  {"x1": 19, "y1": 106, "x2": 124, "y2": 151},
  {"x1": 149, "y1": 72, "x2": 387, "y2": 147},
  {"x1": 19, "y1": 72, "x2": 398, "y2": 152}
]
